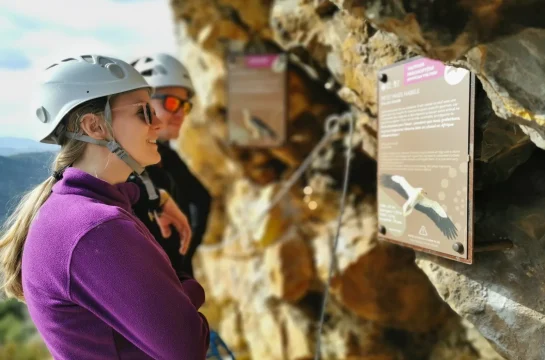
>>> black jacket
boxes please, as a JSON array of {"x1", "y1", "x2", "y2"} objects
[{"x1": 130, "y1": 141, "x2": 211, "y2": 278}]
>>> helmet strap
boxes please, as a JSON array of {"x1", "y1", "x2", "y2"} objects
[
  {"x1": 63, "y1": 96, "x2": 145, "y2": 175},
  {"x1": 139, "y1": 171, "x2": 159, "y2": 202},
  {"x1": 64, "y1": 132, "x2": 159, "y2": 202},
  {"x1": 64, "y1": 133, "x2": 145, "y2": 175}
]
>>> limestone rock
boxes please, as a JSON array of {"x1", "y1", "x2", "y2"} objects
[
  {"x1": 278, "y1": 303, "x2": 314, "y2": 359},
  {"x1": 464, "y1": 28, "x2": 545, "y2": 128},
  {"x1": 473, "y1": 82, "x2": 536, "y2": 190},
  {"x1": 461, "y1": 320, "x2": 506, "y2": 360},
  {"x1": 322, "y1": 1, "x2": 545, "y2": 146},
  {"x1": 223, "y1": 178, "x2": 297, "y2": 253},
  {"x1": 198, "y1": 245, "x2": 269, "y2": 307},
  {"x1": 168, "y1": 0, "x2": 516, "y2": 358},
  {"x1": 200, "y1": 199, "x2": 229, "y2": 245},
  {"x1": 312, "y1": 196, "x2": 377, "y2": 282},
  {"x1": 178, "y1": 116, "x2": 242, "y2": 197},
  {"x1": 264, "y1": 235, "x2": 314, "y2": 302},
  {"x1": 428, "y1": 318, "x2": 505, "y2": 360},
  {"x1": 310, "y1": 194, "x2": 448, "y2": 333},
  {"x1": 333, "y1": 0, "x2": 544, "y2": 61},
  {"x1": 271, "y1": 0, "x2": 412, "y2": 114},
  {"x1": 331, "y1": 242, "x2": 451, "y2": 333},
  {"x1": 218, "y1": 303, "x2": 248, "y2": 353},
  {"x1": 239, "y1": 300, "x2": 286, "y2": 359},
  {"x1": 519, "y1": 125, "x2": 545, "y2": 151},
  {"x1": 238, "y1": 294, "x2": 382, "y2": 360},
  {"x1": 416, "y1": 150, "x2": 545, "y2": 360}
]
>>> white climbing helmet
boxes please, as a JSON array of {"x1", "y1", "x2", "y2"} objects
[
  {"x1": 34, "y1": 55, "x2": 152, "y2": 145},
  {"x1": 33, "y1": 54, "x2": 154, "y2": 174},
  {"x1": 131, "y1": 53, "x2": 194, "y2": 96}
]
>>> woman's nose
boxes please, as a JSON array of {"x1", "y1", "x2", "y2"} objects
[{"x1": 151, "y1": 113, "x2": 164, "y2": 131}]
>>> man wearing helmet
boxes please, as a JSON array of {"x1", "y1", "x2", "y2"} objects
[{"x1": 130, "y1": 53, "x2": 211, "y2": 279}]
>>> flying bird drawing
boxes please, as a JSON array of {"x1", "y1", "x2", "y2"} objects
[
  {"x1": 380, "y1": 174, "x2": 458, "y2": 240},
  {"x1": 242, "y1": 108, "x2": 278, "y2": 140}
]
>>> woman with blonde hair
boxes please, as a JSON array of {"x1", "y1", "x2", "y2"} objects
[{"x1": 0, "y1": 55, "x2": 209, "y2": 359}]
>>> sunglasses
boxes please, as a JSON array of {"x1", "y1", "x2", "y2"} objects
[
  {"x1": 152, "y1": 94, "x2": 193, "y2": 115},
  {"x1": 111, "y1": 102, "x2": 156, "y2": 125}
]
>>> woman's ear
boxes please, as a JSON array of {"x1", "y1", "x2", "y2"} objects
[{"x1": 79, "y1": 114, "x2": 108, "y2": 140}]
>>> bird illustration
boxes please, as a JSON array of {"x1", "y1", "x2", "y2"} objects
[
  {"x1": 242, "y1": 108, "x2": 278, "y2": 140},
  {"x1": 380, "y1": 174, "x2": 458, "y2": 240}
]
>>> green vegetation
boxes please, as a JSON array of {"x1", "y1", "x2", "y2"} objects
[{"x1": 0, "y1": 298, "x2": 50, "y2": 359}]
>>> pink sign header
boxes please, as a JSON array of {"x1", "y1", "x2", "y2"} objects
[
  {"x1": 403, "y1": 58, "x2": 445, "y2": 85},
  {"x1": 245, "y1": 55, "x2": 278, "y2": 68}
]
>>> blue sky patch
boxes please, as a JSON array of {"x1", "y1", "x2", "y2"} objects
[{"x1": 0, "y1": 49, "x2": 31, "y2": 69}]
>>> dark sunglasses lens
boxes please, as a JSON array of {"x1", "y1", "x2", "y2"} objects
[{"x1": 145, "y1": 104, "x2": 153, "y2": 125}]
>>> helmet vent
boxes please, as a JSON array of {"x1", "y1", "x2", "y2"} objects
[
  {"x1": 61, "y1": 58, "x2": 77, "y2": 62},
  {"x1": 81, "y1": 55, "x2": 94, "y2": 64},
  {"x1": 97, "y1": 56, "x2": 114, "y2": 67},
  {"x1": 107, "y1": 64, "x2": 125, "y2": 79}
]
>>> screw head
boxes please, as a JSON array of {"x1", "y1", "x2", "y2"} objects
[
  {"x1": 379, "y1": 73, "x2": 388, "y2": 83},
  {"x1": 452, "y1": 242, "x2": 464, "y2": 253},
  {"x1": 379, "y1": 225, "x2": 386, "y2": 235}
]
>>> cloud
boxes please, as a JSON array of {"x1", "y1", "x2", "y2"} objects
[
  {"x1": 0, "y1": 67, "x2": 45, "y2": 138},
  {"x1": 0, "y1": 14, "x2": 16, "y2": 32},
  {"x1": 0, "y1": 0, "x2": 175, "y2": 33},
  {"x1": 14, "y1": 30, "x2": 122, "y2": 69},
  {"x1": 0, "y1": 0, "x2": 178, "y2": 140}
]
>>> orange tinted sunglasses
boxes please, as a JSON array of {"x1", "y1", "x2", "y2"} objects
[{"x1": 152, "y1": 94, "x2": 193, "y2": 115}]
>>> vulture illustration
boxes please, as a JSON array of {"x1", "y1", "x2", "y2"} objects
[{"x1": 380, "y1": 174, "x2": 458, "y2": 240}]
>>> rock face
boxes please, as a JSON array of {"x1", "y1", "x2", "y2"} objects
[
  {"x1": 417, "y1": 150, "x2": 545, "y2": 360},
  {"x1": 166, "y1": 0, "x2": 545, "y2": 358},
  {"x1": 331, "y1": 0, "x2": 545, "y2": 138}
]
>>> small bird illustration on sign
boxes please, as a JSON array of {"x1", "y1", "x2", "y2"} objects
[
  {"x1": 241, "y1": 108, "x2": 278, "y2": 140},
  {"x1": 380, "y1": 174, "x2": 458, "y2": 240}
]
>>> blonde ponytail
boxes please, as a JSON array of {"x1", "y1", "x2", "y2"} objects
[
  {"x1": 0, "y1": 177, "x2": 56, "y2": 301},
  {"x1": 0, "y1": 97, "x2": 106, "y2": 301}
]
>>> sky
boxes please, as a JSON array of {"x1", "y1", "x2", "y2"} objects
[{"x1": 0, "y1": 0, "x2": 178, "y2": 140}]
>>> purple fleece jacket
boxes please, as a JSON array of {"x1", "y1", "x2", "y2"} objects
[{"x1": 21, "y1": 168, "x2": 210, "y2": 359}]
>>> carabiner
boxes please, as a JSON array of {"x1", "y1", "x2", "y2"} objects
[{"x1": 324, "y1": 111, "x2": 354, "y2": 134}]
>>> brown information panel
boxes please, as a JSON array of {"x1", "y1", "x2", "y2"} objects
[
  {"x1": 377, "y1": 56, "x2": 475, "y2": 264},
  {"x1": 227, "y1": 53, "x2": 288, "y2": 147}
]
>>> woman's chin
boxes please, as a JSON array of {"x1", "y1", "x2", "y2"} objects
[
  {"x1": 139, "y1": 152, "x2": 162, "y2": 167},
  {"x1": 150, "y1": 153, "x2": 162, "y2": 165}
]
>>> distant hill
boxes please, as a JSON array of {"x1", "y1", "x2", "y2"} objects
[
  {"x1": 0, "y1": 137, "x2": 59, "y2": 157},
  {"x1": 0, "y1": 152, "x2": 55, "y2": 224},
  {"x1": 0, "y1": 150, "x2": 57, "y2": 359}
]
